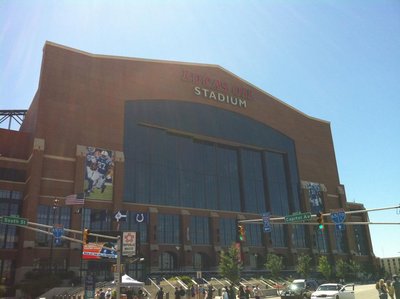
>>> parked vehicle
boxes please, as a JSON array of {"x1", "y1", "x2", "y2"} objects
[
  {"x1": 310, "y1": 283, "x2": 355, "y2": 299},
  {"x1": 280, "y1": 279, "x2": 319, "y2": 299}
]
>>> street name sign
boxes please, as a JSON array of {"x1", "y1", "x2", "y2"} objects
[
  {"x1": 285, "y1": 212, "x2": 312, "y2": 223},
  {"x1": 0, "y1": 216, "x2": 28, "y2": 226}
]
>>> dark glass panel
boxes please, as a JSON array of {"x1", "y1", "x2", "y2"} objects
[{"x1": 219, "y1": 218, "x2": 236, "y2": 246}]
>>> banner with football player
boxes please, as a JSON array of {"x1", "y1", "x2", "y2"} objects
[
  {"x1": 306, "y1": 182, "x2": 324, "y2": 214},
  {"x1": 84, "y1": 146, "x2": 115, "y2": 201}
]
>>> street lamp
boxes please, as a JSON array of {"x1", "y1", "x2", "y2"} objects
[{"x1": 124, "y1": 257, "x2": 145, "y2": 279}]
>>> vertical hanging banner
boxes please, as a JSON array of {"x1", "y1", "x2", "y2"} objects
[
  {"x1": 307, "y1": 182, "x2": 323, "y2": 214},
  {"x1": 262, "y1": 212, "x2": 272, "y2": 233},
  {"x1": 122, "y1": 231, "x2": 137, "y2": 256},
  {"x1": 84, "y1": 146, "x2": 115, "y2": 201}
]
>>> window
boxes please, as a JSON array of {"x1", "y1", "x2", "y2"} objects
[
  {"x1": 241, "y1": 149, "x2": 266, "y2": 213},
  {"x1": 219, "y1": 218, "x2": 236, "y2": 246},
  {"x1": 292, "y1": 225, "x2": 307, "y2": 248},
  {"x1": 265, "y1": 152, "x2": 289, "y2": 247},
  {"x1": 190, "y1": 216, "x2": 209, "y2": 245},
  {"x1": 0, "y1": 190, "x2": 22, "y2": 249},
  {"x1": 353, "y1": 224, "x2": 368, "y2": 255},
  {"x1": 245, "y1": 223, "x2": 262, "y2": 246},
  {"x1": 313, "y1": 228, "x2": 328, "y2": 253},
  {"x1": 157, "y1": 214, "x2": 180, "y2": 244},
  {"x1": 159, "y1": 252, "x2": 175, "y2": 270},
  {"x1": 86, "y1": 209, "x2": 112, "y2": 231},
  {"x1": 124, "y1": 101, "x2": 301, "y2": 218},
  {"x1": 36, "y1": 205, "x2": 71, "y2": 247},
  {"x1": 334, "y1": 229, "x2": 348, "y2": 253}
]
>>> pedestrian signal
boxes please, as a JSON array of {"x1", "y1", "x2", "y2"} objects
[{"x1": 316, "y1": 212, "x2": 324, "y2": 230}]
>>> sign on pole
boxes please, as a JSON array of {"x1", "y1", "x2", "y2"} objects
[
  {"x1": 53, "y1": 224, "x2": 64, "y2": 246},
  {"x1": 0, "y1": 216, "x2": 28, "y2": 226},
  {"x1": 84, "y1": 274, "x2": 96, "y2": 299},
  {"x1": 122, "y1": 231, "x2": 136, "y2": 256},
  {"x1": 285, "y1": 212, "x2": 312, "y2": 223},
  {"x1": 262, "y1": 212, "x2": 272, "y2": 233},
  {"x1": 331, "y1": 209, "x2": 346, "y2": 231}
]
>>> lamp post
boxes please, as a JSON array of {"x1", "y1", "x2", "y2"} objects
[{"x1": 49, "y1": 198, "x2": 59, "y2": 273}]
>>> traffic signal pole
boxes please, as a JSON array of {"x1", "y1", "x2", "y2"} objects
[
  {"x1": 0, "y1": 217, "x2": 123, "y2": 297},
  {"x1": 238, "y1": 204, "x2": 400, "y2": 225}
]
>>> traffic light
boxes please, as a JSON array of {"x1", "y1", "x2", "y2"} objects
[
  {"x1": 316, "y1": 212, "x2": 324, "y2": 230},
  {"x1": 82, "y1": 228, "x2": 90, "y2": 244},
  {"x1": 237, "y1": 224, "x2": 246, "y2": 242}
]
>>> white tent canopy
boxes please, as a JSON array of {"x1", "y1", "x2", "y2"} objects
[{"x1": 112, "y1": 274, "x2": 144, "y2": 287}]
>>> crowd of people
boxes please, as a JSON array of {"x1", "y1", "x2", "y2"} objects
[
  {"x1": 376, "y1": 275, "x2": 400, "y2": 299},
  {"x1": 93, "y1": 277, "x2": 400, "y2": 299},
  {"x1": 95, "y1": 287, "x2": 147, "y2": 299},
  {"x1": 155, "y1": 284, "x2": 262, "y2": 299}
]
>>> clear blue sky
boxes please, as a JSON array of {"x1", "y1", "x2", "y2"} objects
[{"x1": 1, "y1": 0, "x2": 399, "y2": 258}]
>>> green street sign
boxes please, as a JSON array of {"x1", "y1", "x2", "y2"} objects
[
  {"x1": 0, "y1": 216, "x2": 28, "y2": 226},
  {"x1": 285, "y1": 212, "x2": 312, "y2": 223}
]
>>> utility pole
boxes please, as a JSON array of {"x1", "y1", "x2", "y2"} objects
[
  {"x1": 116, "y1": 236, "x2": 121, "y2": 299},
  {"x1": 49, "y1": 198, "x2": 59, "y2": 273}
]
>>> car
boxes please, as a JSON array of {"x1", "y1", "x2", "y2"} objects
[
  {"x1": 310, "y1": 283, "x2": 355, "y2": 299},
  {"x1": 280, "y1": 279, "x2": 319, "y2": 299}
]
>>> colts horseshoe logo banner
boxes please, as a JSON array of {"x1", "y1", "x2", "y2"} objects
[{"x1": 133, "y1": 213, "x2": 149, "y2": 224}]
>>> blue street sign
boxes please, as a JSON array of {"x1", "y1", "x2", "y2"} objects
[
  {"x1": 53, "y1": 224, "x2": 64, "y2": 246},
  {"x1": 331, "y1": 209, "x2": 346, "y2": 224},
  {"x1": 262, "y1": 212, "x2": 272, "y2": 233},
  {"x1": 331, "y1": 210, "x2": 346, "y2": 231}
]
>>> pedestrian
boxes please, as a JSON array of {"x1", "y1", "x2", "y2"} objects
[
  {"x1": 376, "y1": 279, "x2": 388, "y2": 299},
  {"x1": 156, "y1": 287, "x2": 164, "y2": 299},
  {"x1": 238, "y1": 286, "x2": 245, "y2": 299},
  {"x1": 191, "y1": 285, "x2": 196, "y2": 298},
  {"x1": 253, "y1": 285, "x2": 260, "y2": 299},
  {"x1": 221, "y1": 288, "x2": 229, "y2": 299},
  {"x1": 392, "y1": 275, "x2": 400, "y2": 299},
  {"x1": 180, "y1": 287, "x2": 186, "y2": 299},
  {"x1": 244, "y1": 286, "x2": 250, "y2": 299},
  {"x1": 105, "y1": 288, "x2": 112, "y2": 299},
  {"x1": 228, "y1": 285, "x2": 236, "y2": 299},
  {"x1": 99, "y1": 288, "x2": 106, "y2": 299},
  {"x1": 138, "y1": 289, "x2": 145, "y2": 299},
  {"x1": 206, "y1": 285, "x2": 214, "y2": 299},
  {"x1": 386, "y1": 280, "x2": 394, "y2": 299},
  {"x1": 199, "y1": 285, "x2": 205, "y2": 299},
  {"x1": 175, "y1": 287, "x2": 181, "y2": 299}
]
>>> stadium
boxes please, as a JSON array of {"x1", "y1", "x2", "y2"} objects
[{"x1": 0, "y1": 42, "x2": 376, "y2": 294}]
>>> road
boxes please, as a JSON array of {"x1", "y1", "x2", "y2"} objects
[{"x1": 266, "y1": 283, "x2": 379, "y2": 299}]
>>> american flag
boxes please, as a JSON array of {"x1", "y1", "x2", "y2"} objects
[{"x1": 65, "y1": 193, "x2": 85, "y2": 205}]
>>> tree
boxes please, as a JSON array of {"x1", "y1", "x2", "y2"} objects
[
  {"x1": 348, "y1": 259, "x2": 361, "y2": 281},
  {"x1": 296, "y1": 254, "x2": 312, "y2": 278},
  {"x1": 265, "y1": 253, "x2": 283, "y2": 279},
  {"x1": 219, "y1": 245, "x2": 242, "y2": 284},
  {"x1": 317, "y1": 256, "x2": 332, "y2": 281},
  {"x1": 335, "y1": 259, "x2": 347, "y2": 281}
]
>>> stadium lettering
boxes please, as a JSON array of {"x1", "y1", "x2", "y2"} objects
[
  {"x1": 182, "y1": 70, "x2": 254, "y2": 101},
  {"x1": 194, "y1": 86, "x2": 247, "y2": 108}
]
